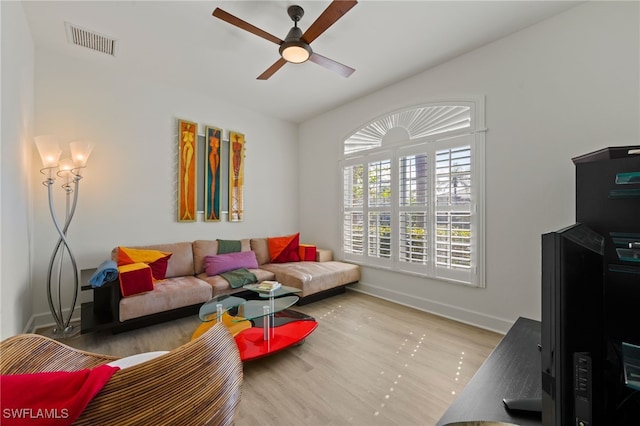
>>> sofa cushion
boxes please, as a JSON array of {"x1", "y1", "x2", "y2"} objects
[
  {"x1": 193, "y1": 239, "x2": 251, "y2": 275},
  {"x1": 316, "y1": 248, "x2": 334, "y2": 262},
  {"x1": 268, "y1": 233, "x2": 300, "y2": 263},
  {"x1": 260, "y1": 261, "x2": 360, "y2": 298},
  {"x1": 250, "y1": 238, "x2": 270, "y2": 265},
  {"x1": 119, "y1": 276, "x2": 212, "y2": 322},
  {"x1": 250, "y1": 268, "x2": 276, "y2": 283},
  {"x1": 204, "y1": 251, "x2": 259, "y2": 276},
  {"x1": 145, "y1": 242, "x2": 195, "y2": 278}
]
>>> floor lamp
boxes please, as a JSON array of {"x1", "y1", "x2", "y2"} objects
[{"x1": 35, "y1": 136, "x2": 93, "y2": 339}]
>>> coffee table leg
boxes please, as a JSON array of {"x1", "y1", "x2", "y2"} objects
[
  {"x1": 262, "y1": 292, "x2": 277, "y2": 341},
  {"x1": 216, "y1": 304, "x2": 223, "y2": 323},
  {"x1": 263, "y1": 305, "x2": 270, "y2": 341}
]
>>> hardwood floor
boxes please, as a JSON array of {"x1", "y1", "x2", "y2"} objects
[{"x1": 51, "y1": 291, "x2": 503, "y2": 426}]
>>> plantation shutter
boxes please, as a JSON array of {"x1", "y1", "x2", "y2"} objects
[
  {"x1": 342, "y1": 162, "x2": 364, "y2": 258},
  {"x1": 397, "y1": 145, "x2": 430, "y2": 275},
  {"x1": 367, "y1": 157, "x2": 393, "y2": 264},
  {"x1": 434, "y1": 134, "x2": 475, "y2": 284}
]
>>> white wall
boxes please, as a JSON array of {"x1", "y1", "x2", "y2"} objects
[
  {"x1": 299, "y1": 1, "x2": 640, "y2": 333},
  {"x1": 31, "y1": 49, "x2": 299, "y2": 323},
  {"x1": 1, "y1": 1, "x2": 36, "y2": 338}
]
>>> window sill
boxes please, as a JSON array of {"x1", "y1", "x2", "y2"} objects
[{"x1": 349, "y1": 260, "x2": 482, "y2": 288}]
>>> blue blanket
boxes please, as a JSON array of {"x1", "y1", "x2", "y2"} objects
[{"x1": 89, "y1": 260, "x2": 118, "y2": 287}]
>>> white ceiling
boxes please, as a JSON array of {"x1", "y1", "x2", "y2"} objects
[{"x1": 22, "y1": 1, "x2": 581, "y2": 124}]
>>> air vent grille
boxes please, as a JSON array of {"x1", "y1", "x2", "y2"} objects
[{"x1": 65, "y1": 22, "x2": 117, "y2": 56}]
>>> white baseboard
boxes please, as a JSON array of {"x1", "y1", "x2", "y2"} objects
[
  {"x1": 22, "y1": 316, "x2": 35, "y2": 334},
  {"x1": 27, "y1": 286, "x2": 513, "y2": 335},
  {"x1": 348, "y1": 282, "x2": 514, "y2": 334},
  {"x1": 26, "y1": 306, "x2": 81, "y2": 334}
]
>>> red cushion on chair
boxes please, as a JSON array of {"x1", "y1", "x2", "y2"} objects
[{"x1": 267, "y1": 233, "x2": 300, "y2": 263}]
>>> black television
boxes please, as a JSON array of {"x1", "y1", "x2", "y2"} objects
[{"x1": 541, "y1": 223, "x2": 605, "y2": 425}]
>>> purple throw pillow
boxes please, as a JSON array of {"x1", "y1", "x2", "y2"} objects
[{"x1": 204, "y1": 251, "x2": 259, "y2": 276}]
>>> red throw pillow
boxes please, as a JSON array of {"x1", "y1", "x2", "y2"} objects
[
  {"x1": 117, "y1": 247, "x2": 172, "y2": 280},
  {"x1": 267, "y1": 233, "x2": 300, "y2": 263},
  {"x1": 298, "y1": 244, "x2": 317, "y2": 261},
  {"x1": 118, "y1": 263, "x2": 154, "y2": 297},
  {"x1": 147, "y1": 255, "x2": 171, "y2": 280}
]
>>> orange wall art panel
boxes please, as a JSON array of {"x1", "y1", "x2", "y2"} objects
[
  {"x1": 229, "y1": 131, "x2": 245, "y2": 222},
  {"x1": 178, "y1": 119, "x2": 197, "y2": 222}
]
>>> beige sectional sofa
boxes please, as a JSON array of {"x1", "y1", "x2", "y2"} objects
[{"x1": 99, "y1": 238, "x2": 359, "y2": 332}]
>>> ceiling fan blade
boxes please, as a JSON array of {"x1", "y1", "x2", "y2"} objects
[
  {"x1": 257, "y1": 58, "x2": 288, "y2": 80},
  {"x1": 213, "y1": 8, "x2": 283, "y2": 45},
  {"x1": 309, "y1": 53, "x2": 355, "y2": 78},
  {"x1": 301, "y1": 0, "x2": 358, "y2": 45}
]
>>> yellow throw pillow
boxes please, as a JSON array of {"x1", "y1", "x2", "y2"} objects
[{"x1": 117, "y1": 247, "x2": 170, "y2": 265}]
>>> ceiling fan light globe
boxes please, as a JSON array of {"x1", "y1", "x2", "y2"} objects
[{"x1": 280, "y1": 43, "x2": 312, "y2": 63}]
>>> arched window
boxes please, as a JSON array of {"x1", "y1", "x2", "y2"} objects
[{"x1": 340, "y1": 99, "x2": 485, "y2": 287}]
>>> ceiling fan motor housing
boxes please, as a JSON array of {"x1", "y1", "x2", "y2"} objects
[{"x1": 287, "y1": 5, "x2": 304, "y2": 22}]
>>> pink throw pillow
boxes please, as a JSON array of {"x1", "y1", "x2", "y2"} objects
[{"x1": 204, "y1": 251, "x2": 259, "y2": 276}]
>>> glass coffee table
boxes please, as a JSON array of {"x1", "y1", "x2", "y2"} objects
[{"x1": 198, "y1": 284, "x2": 318, "y2": 361}]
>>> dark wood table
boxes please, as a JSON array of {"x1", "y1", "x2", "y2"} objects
[{"x1": 437, "y1": 317, "x2": 542, "y2": 426}]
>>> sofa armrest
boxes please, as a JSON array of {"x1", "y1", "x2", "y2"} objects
[{"x1": 315, "y1": 249, "x2": 333, "y2": 262}]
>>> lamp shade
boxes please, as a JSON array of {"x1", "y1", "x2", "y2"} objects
[
  {"x1": 70, "y1": 141, "x2": 94, "y2": 168},
  {"x1": 281, "y1": 43, "x2": 312, "y2": 63},
  {"x1": 279, "y1": 26, "x2": 312, "y2": 64},
  {"x1": 35, "y1": 135, "x2": 62, "y2": 168},
  {"x1": 57, "y1": 158, "x2": 75, "y2": 181}
]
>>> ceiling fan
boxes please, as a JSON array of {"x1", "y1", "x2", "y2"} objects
[{"x1": 212, "y1": 1, "x2": 357, "y2": 80}]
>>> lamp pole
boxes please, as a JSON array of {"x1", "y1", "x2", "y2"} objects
[
  {"x1": 35, "y1": 136, "x2": 92, "y2": 339},
  {"x1": 42, "y1": 169, "x2": 81, "y2": 338}
]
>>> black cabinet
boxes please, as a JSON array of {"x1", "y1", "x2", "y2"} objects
[
  {"x1": 573, "y1": 146, "x2": 640, "y2": 424},
  {"x1": 436, "y1": 318, "x2": 542, "y2": 426},
  {"x1": 80, "y1": 268, "x2": 119, "y2": 333},
  {"x1": 574, "y1": 147, "x2": 640, "y2": 344}
]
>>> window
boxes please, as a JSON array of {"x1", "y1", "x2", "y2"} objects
[{"x1": 341, "y1": 100, "x2": 485, "y2": 287}]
